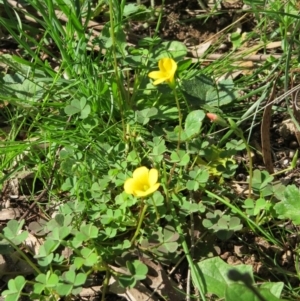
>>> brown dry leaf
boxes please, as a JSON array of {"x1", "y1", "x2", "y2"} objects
[
  {"x1": 0, "y1": 126, "x2": 11, "y2": 141},
  {"x1": 189, "y1": 41, "x2": 212, "y2": 58},
  {"x1": 292, "y1": 88, "x2": 300, "y2": 145},
  {"x1": 108, "y1": 275, "x2": 159, "y2": 301},
  {"x1": 24, "y1": 232, "x2": 41, "y2": 255},
  {"x1": 109, "y1": 265, "x2": 159, "y2": 301},
  {"x1": 141, "y1": 257, "x2": 183, "y2": 301},
  {"x1": 261, "y1": 82, "x2": 276, "y2": 174},
  {"x1": 217, "y1": 61, "x2": 254, "y2": 81},
  {"x1": 266, "y1": 41, "x2": 282, "y2": 49},
  {"x1": 0, "y1": 208, "x2": 20, "y2": 221}
]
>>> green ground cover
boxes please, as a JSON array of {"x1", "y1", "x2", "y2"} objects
[{"x1": 1, "y1": 0, "x2": 300, "y2": 300}]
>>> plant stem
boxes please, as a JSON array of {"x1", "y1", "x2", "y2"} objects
[
  {"x1": 228, "y1": 119, "x2": 253, "y2": 198},
  {"x1": 240, "y1": 135, "x2": 253, "y2": 198},
  {"x1": 173, "y1": 87, "x2": 182, "y2": 152},
  {"x1": 130, "y1": 202, "x2": 148, "y2": 245},
  {"x1": 169, "y1": 201, "x2": 206, "y2": 300},
  {"x1": 0, "y1": 234, "x2": 41, "y2": 275}
]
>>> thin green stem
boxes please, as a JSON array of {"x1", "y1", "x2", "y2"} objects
[
  {"x1": 150, "y1": 195, "x2": 160, "y2": 221},
  {"x1": 228, "y1": 119, "x2": 253, "y2": 198},
  {"x1": 169, "y1": 201, "x2": 206, "y2": 300},
  {"x1": 108, "y1": 0, "x2": 127, "y2": 134},
  {"x1": 173, "y1": 88, "x2": 182, "y2": 152},
  {"x1": 241, "y1": 135, "x2": 253, "y2": 198},
  {"x1": 130, "y1": 202, "x2": 148, "y2": 245},
  {"x1": 0, "y1": 234, "x2": 41, "y2": 275}
]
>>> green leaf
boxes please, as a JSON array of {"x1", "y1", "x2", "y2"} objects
[
  {"x1": 80, "y1": 224, "x2": 99, "y2": 239},
  {"x1": 182, "y1": 75, "x2": 237, "y2": 107},
  {"x1": 74, "y1": 273, "x2": 87, "y2": 287},
  {"x1": 56, "y1": 283, "x2": 73, "y2": 296},
  {"x1": 127, "y1": 260, "x2": 148, "y2": 281},
  {"x1": 36, "y1": 239, "x2": 60, "y2": 257},
  {"x1": 136, "y1": 107, "x2": 158, "y2": 125},
  {"x1": 49, "y1": 226, "x2": 71, "y2": 241},
  {"x1": 274, "y1": 185, "x2": 300, "y2": 224},
  {"x1": 80, "y1": 247, "x2": 98, "y2": 267},
  {"x1": 230, "y1": 32, "x2": 243, "y2": 50},
  {"x1": 0, "y1": 241, "x2": 14, "y2": 254},
  {"x1": 252, "y1": 170, "x2": 274, "y2": 196},
  {"x1": 64, "y1": 99, "x2": 81, "y2": 116},
  {"x1": 34, "y1": 271, "x2": 59, "y2": 294},
  {"x1": 123, "y1": 3, "x2": 140, "y2": 16},
  {"x1": 197, "y1": 257, "x2": 253, "y2": 297},
  {"x1": 118, "y1": 275, "x2": 136, "y2": 288},
  {"x1": 260, "y1": 282, "x2": 284, "y2": 298},
  {"x1": 1, "y1": 276, "x2": 26, "y2": 301},
  {"x1": 225, "y1": 283, "x2": 286, "y2": 301},
  {"x1": 170, "y1": 150, "x2": 190, "y2": 166},
  {"x1": 3, "y1": 220, "x2": 28, "y2": 245},
  {"x1": 64, "y1": 97, "x2": 90, "y2": 119},
  {"x1": 154, "y1": 41, "x2": 187, "y2": 60},
  {"x1": 177, "y1": 58, "x2": 192, "y2": 72},
  {"x1": 184, "y1": 110, "x2": 205, "y2": 139}
]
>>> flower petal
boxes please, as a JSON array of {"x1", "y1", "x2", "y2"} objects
[
  {"x1": 153, "y1": 77, "x2": 169, "y2": 85},
  {"x1": 146, "y1": 183, "x2": 160, "y2": 195},
  {"x1": 148, "y1": 71, "x2": 164, "y2": 80},
  {"x1": 148, "y1": 169, "x2": 158, "y2": 186},
  {"x1": 124, "y1": 178, "x2": 135, "y2": 194},
  {"x1": 160, "y1": 58, "x2": 177, "y2": 75},
  {"x1": 133, "y1": 166, "x2": 149, "y2": 180},
  {"x1": 135, "y1": 183, "x2": 160, "y2": 197}
]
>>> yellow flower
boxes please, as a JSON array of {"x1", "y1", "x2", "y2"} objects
[
  {"x1": 124, "y1": 166, "x2": 160, "y2": 197},
  {"x1": 148, "y1": 58, "x2": 177, "y2": 85}
]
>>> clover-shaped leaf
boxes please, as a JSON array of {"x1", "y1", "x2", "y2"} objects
[
  {"x1": 34, "y1": 272, "x2": 59, "y2": 294},
  {"x1": 203, "y1": 211, "x2": 242, "y2": 240},
  {"x1": 3, "y1": 220, "x2": 28, "y2": 245},
  {"x1": 1, "y1": 276, "x2": 26, "y2": 301},
  {"x1": 170, "y1": 150, "x2": 190, "y2": 166},
  {"x1": 56, "y1": 271, "x2": 86, "y2": 296},
  {"x1": 136, "y1": 107, "x2": 158, "y2": 125},
  {"x1": 252, "y1": 170, "x2": 274, "y2": 196},
  {"x1": 274, "y1": 185, "x2": 300, "y2": 225},
  {"x1": 127, "y1": 260, "x2": 148, "y2": 281},
  {"x1": 64, "y1": 97, "x2": 91, "y2": 119}
]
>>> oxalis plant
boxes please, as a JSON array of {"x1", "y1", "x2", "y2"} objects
[
  {"x1": 1, "y1": 0, "x2": 300, "y2": 300},
  {"x1": 1, "y1": 55, "x2": 293, "y2": 301}
]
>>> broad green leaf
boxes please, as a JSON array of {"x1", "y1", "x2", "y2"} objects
[
  {"x1": 123, "y1": 3, "x2": 141, "y2": 16},
  {"x1": 184, "y1": 110, "x2": 205, "y2": 139},
  {"x1": 154, "y1": 41, "x2": 187, "y2": 60},
  {"x1": 274, "y1": 185, "x2": 300, "y2": 224},
  {"x1": 197, "y1": 257, "x2": 253, "y2": 297},
  {"x1": 260, "y1": 282, "x2": 284, "y2": 298},
  {"x1": 225, "y1": 283, "x2": 286, "y2": 301},
  {"x1": 182, "y1": 75, "x2": 237, "y2": 107}
]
